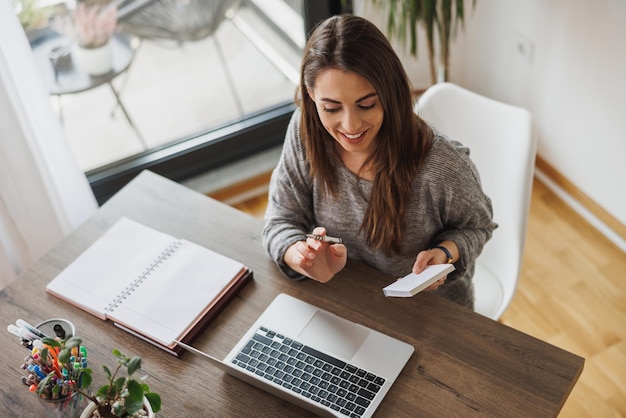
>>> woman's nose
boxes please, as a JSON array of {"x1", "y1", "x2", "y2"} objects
[{"x1": 342, "y1": 110, "x2": 361, "y2": 133}]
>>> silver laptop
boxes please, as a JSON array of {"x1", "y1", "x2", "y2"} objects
[{"x1": 177, "y1": 293, "x2": 414, "y2": 417}]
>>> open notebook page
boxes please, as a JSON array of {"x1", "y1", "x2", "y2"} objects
[
  {"x1": 108, "y1": 238, "x2": 246, "y2": 347},
  {"x1": 46, "y1": 218, "x2": 176, "y2": 319}
]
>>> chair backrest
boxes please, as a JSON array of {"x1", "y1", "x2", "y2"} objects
[
  {"x1": 415, "y1": 82, "x2": 537, "y2": 318},
  {"x1": 118, "y1": 0, "x2": 241, "y2": 42}
]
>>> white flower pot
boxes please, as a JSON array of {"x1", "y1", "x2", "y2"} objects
[
  {"x1": 80, "y1": 397, "x2": 155, "y2": 417},
  {"x1": 74, "y1": 41, "x2": 113, "y2": 76}
]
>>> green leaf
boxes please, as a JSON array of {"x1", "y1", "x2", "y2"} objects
[
  {"x1": 41, "y1": 337, "x2": 61, "y2": 348},
  {"x1": 64, "y1": 336, "x2": 82, "y2": 348},
  {"x1": 40, "y1": 347, "x2": 49, "y2": 362},
  {"x1": 113, "y1": 402, "x2": 124, "y2": 416},
  {"x1": 144, "y1": 392, "x2": 162, "y2": 413},
  {"x1": 80, "y1": 371, "x2": 92, "y2": 388},
  {"x1": 113, "y1": 377, "x2": 126, "y2": 394},
  {"x1": 102, "y1": 365, "x2": 112, "y2": 380},
  {"x1": 127, "y1": 356, "x2": 142, "y2": 376},
  {"x1": 127, "y1": 379, "x2": 144, "y2": 401},
  {"x1": 125, "y1": 379, "x2": 145, "y2": 415},
  {"x1": 58, "y1": 348, "x2": 70, "y2": 364},
  {"x1": 36, "y1": 373, "x2": 55, "y2": 397},
  {"x1": 124, "y1": 397, "x2": 144, "y2": 416},
  {"x1": 96, "y1": 384, "x2": 111, "y2": 398}
]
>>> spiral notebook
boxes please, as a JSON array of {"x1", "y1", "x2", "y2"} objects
[{"x1": 46, "y1": 217, "x2": 252, "y2": 356}]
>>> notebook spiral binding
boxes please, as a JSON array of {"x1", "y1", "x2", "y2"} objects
[{"x1": 104, "y1": 239, "x2": 183, "y2": 312}]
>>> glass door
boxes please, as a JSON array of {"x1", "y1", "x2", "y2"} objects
[{"x1": 14, "y1": 0, "x2": 346, "y2": 203}]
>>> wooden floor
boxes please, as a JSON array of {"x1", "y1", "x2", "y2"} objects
[{"x1": 230, "y1": 178, "x2": 626, "y2": 418}]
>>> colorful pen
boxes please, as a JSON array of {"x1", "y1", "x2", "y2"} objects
[{"x1": 306, "y1": 234, "x2": 343, "y2": 244}]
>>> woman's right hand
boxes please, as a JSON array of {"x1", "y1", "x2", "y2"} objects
[{"x1": 284, "y1": 227, "x2": 347, "y2": 283}]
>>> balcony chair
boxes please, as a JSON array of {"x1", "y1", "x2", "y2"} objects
[{"x1": 116, "y1": 0, "x2": 244, "y2": 114}]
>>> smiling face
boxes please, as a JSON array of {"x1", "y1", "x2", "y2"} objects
[{"x1": 307, "y1": 69, "x2": 384, "y2": 167}]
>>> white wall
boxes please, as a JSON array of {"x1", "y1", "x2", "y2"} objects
[
  {"x1": 357, "y1": 0, "x2": 626, "y2": 244},
  {"x1": 462, "y1": 0, "x2": 626, "y2": 228}
]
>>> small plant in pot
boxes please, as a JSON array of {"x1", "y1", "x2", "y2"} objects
[
  {"x1": 37, "y1": 336, "x2": 161, "y2": 418},
  {"x1": 80, "y1": 348, "x2": 162, "y2": 417},
  {"x1": 51, "y1": 0, "x2": 118, "y2": 49},
  {"x1": 50, "y1": 0, "x2": 119, "y2": 75},
  {"x1": 73, "y1": 0, "x2": 118, "y2": 49}
]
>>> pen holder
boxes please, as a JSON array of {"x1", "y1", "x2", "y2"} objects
[
  {"x1": 35, "y1": 318, "x2": 76, "y2": 340},
  {"x1": 34, "y1": 318, "x2": 82, "y2": 418},
  {"x1": 38, "y1": 392, "x2": 83, "y2": 418}
]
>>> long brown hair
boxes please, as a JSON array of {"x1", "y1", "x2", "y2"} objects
[{"x1": 298, "y1": 14, "x2": 433, "y2": 254}]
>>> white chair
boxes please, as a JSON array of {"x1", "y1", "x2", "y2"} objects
[{"x1": 415, "y1": 82, "x2": 537, "y2": 320}]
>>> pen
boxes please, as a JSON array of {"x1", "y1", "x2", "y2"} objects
[
  {"x1": 16, "y1": 319, "x2": 49, "y2": 339},
  {"x1": 306, "y1": 234, "x2": 343, "y2": 244}
]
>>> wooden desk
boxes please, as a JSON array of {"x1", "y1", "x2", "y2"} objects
[{"x1": 0, "y1": 171, "x2": 583, "y2": 417}]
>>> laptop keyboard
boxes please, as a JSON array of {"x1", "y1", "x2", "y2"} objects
[{"x1": 231, "y1": 326, "x2": 385, "y2": 417}]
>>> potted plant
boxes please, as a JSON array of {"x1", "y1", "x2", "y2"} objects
[
  {"x1": 73, "y1": 0, "x2": 118, "y2": 49},
  {"x1": 50, "y1": 0, "x2": 119, "y2": 75},
  {"x1": 373, "y1": 0, "x2": 476, "y2": 85},
  {"x1": 30, "y1": 336, "x2": 161, "y2": 417}
]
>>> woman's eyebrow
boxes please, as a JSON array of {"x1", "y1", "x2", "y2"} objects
[
  {"x1": 320, "y1": 97, "x2": 341, "y2": 104},
  {"x1": 355, "y1": 93, "x2": 378, "y2": 103},
  {"x1": 319, "y1": 93, "x2": 378, "y2": 104}
]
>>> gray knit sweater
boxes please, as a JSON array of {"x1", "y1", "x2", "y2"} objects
[{"x1": 262, "y1": 110, "x2": 497, "y2": 308}]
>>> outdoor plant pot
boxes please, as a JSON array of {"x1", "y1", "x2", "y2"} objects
[{"x1": 74, "y1": 40, "x2": 113, "y2": 76}]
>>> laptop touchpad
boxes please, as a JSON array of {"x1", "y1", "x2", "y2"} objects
[{"x1": 298, "y1": 310, "x2": 369, "y2": 360}]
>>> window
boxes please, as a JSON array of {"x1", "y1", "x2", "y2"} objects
[{"x1": 17, "y1": 0, "x2": 346, "y2": 204}]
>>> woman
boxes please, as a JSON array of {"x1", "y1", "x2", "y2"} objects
[{"x1": 262, "y1": 14, "x2": 496, "y2": 309}]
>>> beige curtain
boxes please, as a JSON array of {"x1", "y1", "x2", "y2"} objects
[{"x1": 0, "y1": 4, "x2": 98, "y2": 289}]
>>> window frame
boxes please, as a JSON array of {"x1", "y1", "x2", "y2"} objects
[{"x1": 88, "y1": 0, "x2": 344, "y2": 205}]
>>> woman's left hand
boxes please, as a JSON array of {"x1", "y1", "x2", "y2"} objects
[
  {"x1": 412, "y1": 241, "x2": 458, "y2": 291},
  {"x1": 412, "y1": 250, "x2": 446, "y2": 291}
]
